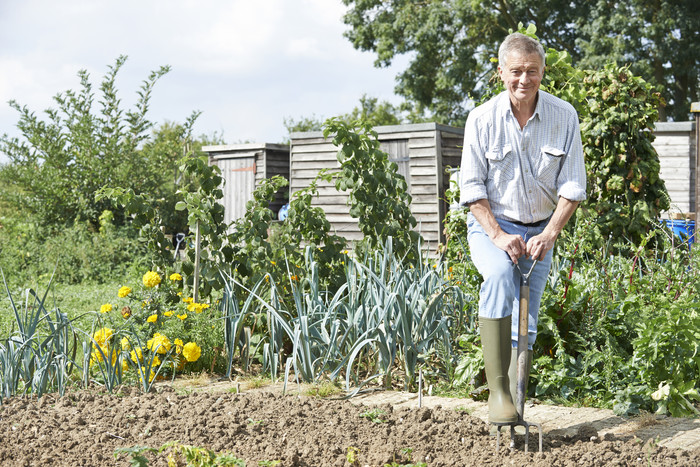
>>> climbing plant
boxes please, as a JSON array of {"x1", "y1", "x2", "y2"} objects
[{"x1": 323, "y1": 118, "x2": 421, "y2": 260}]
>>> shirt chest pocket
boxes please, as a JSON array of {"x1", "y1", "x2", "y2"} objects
[
  {"x1": 537, "y1": 146, "x2": 565, "y2": 183},
  {"x1": 485, "y1": 145, "x2": 514, "y2": 184}
]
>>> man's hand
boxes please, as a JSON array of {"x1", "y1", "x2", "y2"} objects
[
  {"x1": 526, "y1": 198, "x2": 581, "y2": 261},
  {"x1": 493, "y1": 231, "x2": 527, "y2": 264},
  {"x1": 526, "y1": 231, "x2": 557, "y2": 261}
]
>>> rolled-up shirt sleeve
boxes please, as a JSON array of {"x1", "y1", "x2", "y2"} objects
[
  {"x1": 557, "y1": 113, "x2": 587, "y2": 202},
  {"x1": 459, "y1": 114, "x2": 488, "y2": 206}
]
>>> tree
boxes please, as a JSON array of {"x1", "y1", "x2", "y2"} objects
[
  {"x1": 576, "y1": 0, "x2": 699, "y2": 121},
  {"x1": 341, "y1": 0, "x2": 699, "y2": 123},
  {"x1": 0, "y1": 56, "x2": 198, "y2": 230}
]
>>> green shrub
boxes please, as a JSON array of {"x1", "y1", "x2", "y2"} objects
[{"x1": 0, "y1": 214, "x2": 146, "y2": 286}]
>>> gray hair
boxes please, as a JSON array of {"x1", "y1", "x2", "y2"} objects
[{"x1": 498, "y1": 33, "x2": 545, "y2": 68}]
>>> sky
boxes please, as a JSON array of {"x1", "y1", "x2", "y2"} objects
[{"x1": 0, "y1": 0, "x2": 409, "y2": 154}]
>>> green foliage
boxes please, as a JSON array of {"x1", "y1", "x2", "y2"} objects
[
  {"x1": 0, "y1": 56, "x2": 173, "y2": 229},
  {"x1": 0, "y1": 214, "x2": 146, "y2": 286},
  {"x1": 576, "y1": 0, "x2": 699, "y2": 121},
  {"x1": 359, "y1": 407, "x2": 387, "y2": 423},
  {"x1": 531, "y1": 225, "x2": 700, "y2": 416},
  {"x1": 175, "y1": 155, "x2": 231, "y2": 297},
  {"x1": 227, "y1": 176, "x2": 288, "y2": 286},
  {"x1": 578, "y1": 65, "x2": 670, "y2": 249},
  {"x1": 341, "y1": 1, "x2": 697, "y2": 123},
  {"x1": 323, "y1": 118, "x2": 420, "y2": 260},
  {"x1": 273, "y1": 172, "x2": 347, "y2": 290},
  {"x1": 114, "y1": 442, "x2": 246, "y2": 467},
  {"x1": 100, "y1": 150, "x2": 229, "y2": 297}
]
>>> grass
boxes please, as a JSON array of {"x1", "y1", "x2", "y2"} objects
[
  {"x1": 0, "y1": 279, "x2": 125, "y2": 339},
  {"x1": 241, "y1": 375, "x2": 269, "y2": 390},
  {"x1": 305, "y1": 381, "x2": 342, "y2": 398}
]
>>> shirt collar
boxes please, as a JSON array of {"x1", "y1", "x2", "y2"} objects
[{"x1": 498, "y1": 90, "x2": 543, "y2": 123}]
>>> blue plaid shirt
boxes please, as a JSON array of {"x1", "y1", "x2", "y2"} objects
[{"x1": 459, "y1": 90, "x2": 587, "y2": 224}]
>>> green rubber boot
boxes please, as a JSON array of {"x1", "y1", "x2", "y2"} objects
[
  {"x1": 480, "y1": 317, "x2": 518, "y2": 423},
  {"x1": 509, "y1": 347, "x2": 533, "y2": 408}
]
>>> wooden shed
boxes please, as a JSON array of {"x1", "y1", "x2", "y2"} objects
[
  {"x1": 652, "y1": 121, "x2": 697, "y2": 218},
  {"x1": 290, "y1": 122, "x2": 464, "y2": 249},
  {"x1": 203, "y1": 143, "x2": 290, "y2": 225}
]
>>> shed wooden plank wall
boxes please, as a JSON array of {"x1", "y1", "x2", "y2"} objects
[{"x1": 652, "y1": 122, "x2": 696, "y2": 217}]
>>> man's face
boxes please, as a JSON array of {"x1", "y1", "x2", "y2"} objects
[{"x1": 498, "y1": 52, "x2": 544, "y2": 107}]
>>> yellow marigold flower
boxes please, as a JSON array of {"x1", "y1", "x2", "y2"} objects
[
  {"x1": 152, "y1": 355, "x2": 161, "y2": 367},
  {"x1": 182, "y1": 342, "x2": 202, "y2": 362},
  {"x1": 164, "y1": 310, "x2": 174, "y2": 317},
  {"x1": 147, "y1": 332, "x2": 171, "y2": 354},
  {"x1": 93, "y1": 328, "x2": 114, "y2": 347},
  {"x1": 121, "y1": 360, "x2": 129, "y2": 372},
  {"x1": 91, "y1": 344, "x2": 117, "y2": 366},
  {"x1": 169, "y1": 273, "x2": 183, "y2": 281},
  {"x1": 342, "y1": 249, "x2": 349, "y2": 255},
  {"x1": 182, "y1": 296, "x2": 194, "y2": 304},
  {"x1": 174, "y1": 338, "x2": 184, "y2": 354},
  {"x1": 118, "y1": 286, "x2": 132, "y2": 298},
  {"x1": 121, "y1": 306, "x2": 132, "y2": 319},
  {"x1": 146, "y1": 314, "x2": 158, "y2": 324},
  {"x1": 130, "y1": 347, "x2": 143, "y2": 363},
  {"x1": 448, "y1": 266, "x2": 453, "y2": 273},
  {"x1": 139, "y1": 370, "x2": 156, "y2": 383},
  {"x1": 100, "y1": 303, "x2": 113, "y2": 314},
  {"x1": 121, "y1": 337, "x2": 130, "y2": 350},
  {"x1": 270, "y1": 260, "x2": 276, "y2": 266},
  {"x1": 142, "y1": 271, "x2": 162, "y2": 288},
  {"x1": 187, "y1": 302, "x2": 207, "y2": 313},
  {"x1": 177, "y1": 313, "x2": 188, "y2": 321}
]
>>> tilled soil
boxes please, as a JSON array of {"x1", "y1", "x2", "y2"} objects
[{"x1": 0, "y1": 386, "x2": 698, "y2": 466}]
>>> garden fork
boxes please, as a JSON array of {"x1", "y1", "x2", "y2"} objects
[{"x1": 495, "y1": 259, "x2": 543, "y2": 453}]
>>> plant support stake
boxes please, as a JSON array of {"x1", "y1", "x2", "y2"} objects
[
  {"x1": 418, "y1": 369, "x2": 423, "y2": 408},
  {"x1": 193, "y1": 220, "x2": 201, "y2": 304}
]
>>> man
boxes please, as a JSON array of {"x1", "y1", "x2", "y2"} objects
[{"x1": 459, "y1": 33, "x2": 586, "y2": 424}]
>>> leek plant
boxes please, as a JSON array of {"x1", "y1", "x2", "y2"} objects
[
  {"x1": 0, "y1": 269, "x2": 79, "y2": 401},
  {"x1": 221, "y1": 239, "x2": 467, "y2": 394}
]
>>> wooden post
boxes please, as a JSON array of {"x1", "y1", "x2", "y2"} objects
[
  {"x1": 193, "y1": 220, "x2": 201, "y2": 304},
  {"x1": 692, "y1": 102, "x2": 700, "y2": 241}
]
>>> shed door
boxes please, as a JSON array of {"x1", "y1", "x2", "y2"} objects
[
  {"x1": 380, "y1": 139, "x2": 410, "y2": 192},
  {"x1": 220, "y1": 156, "x2": 256, "y2": 225}
]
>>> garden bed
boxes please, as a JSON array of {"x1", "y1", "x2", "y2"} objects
[{"x1": 0, "y1": 384, "x2": 698, "y2": 466}]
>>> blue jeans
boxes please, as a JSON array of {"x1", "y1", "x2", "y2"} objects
[{"x1": 466, "y1": 212, "x2": 553, "y2": 349}]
